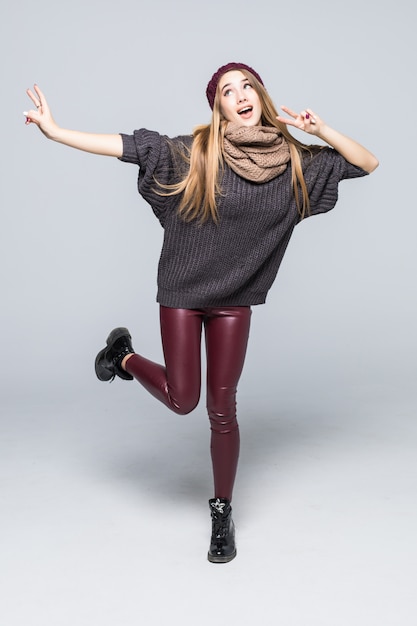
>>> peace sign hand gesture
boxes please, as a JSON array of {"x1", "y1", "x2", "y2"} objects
[
  {"x1": 276, "y1": 105, "x2": 323, "y2": 136},
  {"x1": 24, "y1": 84, "x2": 58, "y2": 139}
]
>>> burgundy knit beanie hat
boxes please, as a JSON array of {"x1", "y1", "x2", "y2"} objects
[{"x1": 206, "y1": 62, "x2": 264, "y2": 110}]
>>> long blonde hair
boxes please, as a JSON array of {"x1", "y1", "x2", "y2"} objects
[{"x1": 160, "y1": 69, "x2": 316, "y2": 223}]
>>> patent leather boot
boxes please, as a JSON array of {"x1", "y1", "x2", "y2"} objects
[
  {"x1": 207, "y1": 498, "x2": 237, "y2": 563},
  {"x1": 95, "y1": 327, "x2": 135, "y2": 381}
]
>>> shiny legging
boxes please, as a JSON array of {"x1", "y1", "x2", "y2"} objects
[{"x1": 125, "y1": 305, "x2": 252, "y2": 501}]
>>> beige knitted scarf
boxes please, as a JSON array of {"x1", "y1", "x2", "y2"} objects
[{"x1": 223, "y1": 123, "x2": 291, "y2": 183}]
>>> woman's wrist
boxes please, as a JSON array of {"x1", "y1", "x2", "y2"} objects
[
  {"x1": 45, "y1": 123, "x2": 62, "y2": 142},
  {"x1": 315, "y1": 123, "x2": 336, "y2": 146}
]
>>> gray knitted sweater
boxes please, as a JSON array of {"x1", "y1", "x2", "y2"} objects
[{"x1": 119, "y1": 129, "x2": 368, "y2": 308}]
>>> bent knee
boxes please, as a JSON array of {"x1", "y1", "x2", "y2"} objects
[{"x1": 170, "y1": 394, "x2": 200, "y2": 415}]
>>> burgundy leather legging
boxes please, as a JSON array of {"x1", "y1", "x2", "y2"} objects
[{"x1": 125, "y1": 305, "x2": 251, "y2": 501}]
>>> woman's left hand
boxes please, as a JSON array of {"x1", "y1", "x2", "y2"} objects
[{"x1": 276, "y1": 105, "x2": 323, "y2": 135}]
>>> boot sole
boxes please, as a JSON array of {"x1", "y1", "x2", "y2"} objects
[
  {"x1": 207, "y1": 548, "x2": 237, "y2": 564},
  {"x1": 95, "y1": 348, "x2": 114, "y2": 381}
]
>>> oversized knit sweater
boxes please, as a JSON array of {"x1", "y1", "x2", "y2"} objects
[{"x1": 119, "y1": 129, "x2": 368, "y2": 308}]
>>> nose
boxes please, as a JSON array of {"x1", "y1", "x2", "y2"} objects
[{"x1": 237, "y1": 93, "x2": 247, "y2": 103}]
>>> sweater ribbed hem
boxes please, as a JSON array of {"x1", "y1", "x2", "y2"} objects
[{"x1": 157, "y1": 289, "x2": 266, "y2": 308}]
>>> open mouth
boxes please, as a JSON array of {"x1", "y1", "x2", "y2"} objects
[{"x1": 238, "y1": 106, "x2": 253, "y2": 116}]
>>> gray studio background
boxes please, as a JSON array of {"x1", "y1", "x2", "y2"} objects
[{"x1": 1, "y1": 0, "x2": 416, "y2": 625}]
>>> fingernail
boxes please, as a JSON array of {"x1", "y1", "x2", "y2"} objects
[{"x1": 305, "y1": 113, "x2": 310, "y2": 119}]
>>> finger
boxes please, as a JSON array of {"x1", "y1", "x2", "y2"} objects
[
  {"x1": 276, "y1": 115, "x2": 299, "y2": 128},
  {"x1": 33, "y1": 84, "x2": 46, "y2": 107},
  {"x1": 26, "y1": 88, "x2": 42, "y2": 109},
  {"x1": 23, "y1": 110, "x2": 39, "y2": 125},
  {"x1": 23, "y1": 108, "x2": 39, "y2": 117},
  {"x1": 26, "y1": 85, "x2": 43, "y2": 109},
  {"x1": 26, "y1": 88, "x2": 38, "y2": 105},
  {"x1": 23, "y1": 112, "x2": 34, "y2": 125},
  {"x1": 280, "y1": 105, "x2": 298, "y2": 119},
  {"x1": 305, "y1": 108, "x2": 317, "y2": 125}
]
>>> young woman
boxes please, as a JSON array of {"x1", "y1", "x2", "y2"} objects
[{"x1": 24, "y1": 62, "x2": 378, "y2": 564}]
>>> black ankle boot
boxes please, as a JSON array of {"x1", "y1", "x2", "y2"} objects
[
  {"x1": 207, "y1": 498, "x2": 237, "y2": 563},
  {"x1": 95, "y1": 327, "x2": 135, "y2": 382}
]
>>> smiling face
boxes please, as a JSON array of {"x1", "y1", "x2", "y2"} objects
[{"x1": 218, "y1": 70, "x2": 262, "y2": 127}]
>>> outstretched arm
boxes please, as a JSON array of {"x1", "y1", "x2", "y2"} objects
[
  {"x1": 277, "y1": 106, "x2": 379, "y2": 174},
  {"x1": 24, "y1": 84, "x2": 123, "y2": 158}
]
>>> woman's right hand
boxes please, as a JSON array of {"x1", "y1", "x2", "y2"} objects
[
  {"x1": 24, "y1": 84, "x2": 58, "y2": 139},
  {"x1": 23, "y1": 84, "x2": 123, "y2": 156}
]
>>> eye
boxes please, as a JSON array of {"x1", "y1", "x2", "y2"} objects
[
  {"x1": 243, "y1": 82, "x2": 252, "y2": 90},
  {"x1": 223, "y1": 88, "x2": 233, "y2": 97}
]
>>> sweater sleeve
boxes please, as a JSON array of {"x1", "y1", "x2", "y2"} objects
[
  {"x1": 303, "y1": 147, "x2": 369, "y2": 218},
  {"x1": 118, "y1": 129, "x2": 191, "y2": 223}
]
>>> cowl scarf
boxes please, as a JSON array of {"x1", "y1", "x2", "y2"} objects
[{"x1": 223, "y1": 123, "x2": 291, "y2": 183}]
